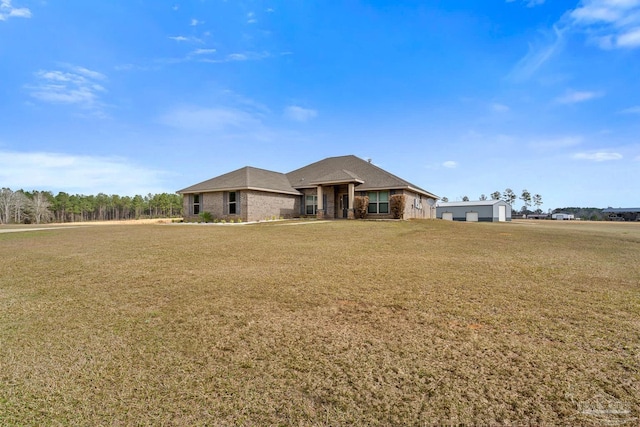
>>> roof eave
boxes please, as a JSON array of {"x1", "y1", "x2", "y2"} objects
[
  {"x1": 307, "y1": 178, "x2": 365, "y2": 186},
  {"x1": 355, "y1": 185, "x2": 438, "y2": 199},
  {"x1": 178, "y1": 186, "x2": 301, "y2": 196}
]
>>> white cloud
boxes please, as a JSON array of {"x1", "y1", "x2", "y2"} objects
[
  {"x1": 168, "y1": 35, "x2": 203, "y2": 44},
  {"x1": 573, "y1": 151, "x2": 623, "y2": 161},
  {"x1": 511, "y1": 0, "x2": 640, "y2": 78},
  {"x1": 247, "y1": 12, "x2": 257, "y2": 24},
  {"x1": 617, "y1": 27, "x2": 640, "y2": 47},
  {"x1": 568, "y1": 0, "x2": 640, "y2": 49},
  {"x1": 0, "y1": 0, "x2": 31, "y2": 21},
  {"x1": 72, "y1": 66, "x2": 106, "y2": 81},
  {"x1": 197, "y1": 52, "x2": 271, "y2": 64},
  {"x1": 505, "y1": 0, "x2": 545, "y2": 6},
  {"x1": 492, "y1": 103, "x2": 510, "y2": 112},
  {"x1": 26, "y1": 65, "x2": 108, "y2": 115},
  {"x1": 191, "y1": 48, "x2": 216, "y2": 56},
  {"x1": 190, "y1": 18, "x2": 202, "y2": 26},
  {"x1": 555, "y1": 89, "x2": 603, "y2": 104},
  {"x1": 284, "y1": 105, "x2": 318, "y2": 122},
  {"x1": 442, "y1": 161, "x2": 458, "y2": 168},
  {"x1": 509, "y1": 25, "x2": 565, "y2": 80},
  {"x1": 529, "y1": 136, "x2": 583, "y2": 149},
  {"x1": 0, "y1": 151, "x2": 169, "y2": 195},
  {"x1": 620, "y1": 105, "x2": 640, "y2": 113},
  {"x1": 159, "y1": 106, "x2": 262, "y2": 132}
]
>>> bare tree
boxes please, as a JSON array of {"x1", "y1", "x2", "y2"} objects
[
  {"x1": 0, "y1": 188, "x2": 14, "y2": 224},
  {"x1": 479, "y1": 194, "x2": 487, "y2": 201},
  {"x1": 12, "y1": 191, "x2": 29, "y2": 223},
  {"x1": 30, "y1": 191, "x2": 53, "y2": 224}
]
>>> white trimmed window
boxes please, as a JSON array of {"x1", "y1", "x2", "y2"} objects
[
  {"x1": 305, "y1": 195, "x2": 317, "y2": 215},
  {"x1": 368, "y1": 191, "x2": 389, "y2": 214}
]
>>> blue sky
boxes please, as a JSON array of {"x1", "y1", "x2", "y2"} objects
[{"x1": 1, "y1": 0, "x2": 639, "y2": 210}]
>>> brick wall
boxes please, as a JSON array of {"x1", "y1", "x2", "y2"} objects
[
  {"x1": 182, "y1": 187, "x2": 436, "y2": 221},
  {"x1": 245, "y1": 190, "x2": 299, "y2": 222},
  {"x1": 354, "y1": 189, "x2": 436, "y2": 219},
  {"x1": 183, "y1": 190, "x2": 300, "y2": 222},
  {"x1": 401, "y1": 190, "x2": 437, "y2": 219}
]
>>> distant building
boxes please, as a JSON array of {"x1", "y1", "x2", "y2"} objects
[
  {"x1": 551, "y1": 213, "x2": 575, "y2": 220},
  {"x1": 524, "y1": 213, "x2": 549, "y2": 220},
  {"x1": 602, "y1": 208, "x2": 640, "y2": 221},
  {"x1": 436, "y1": 200, "x2": 511, "y2": 222}
]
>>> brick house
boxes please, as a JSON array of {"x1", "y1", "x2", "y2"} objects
[{"x1": 178, "y1": 155, "x2": 438, "y2": 222}]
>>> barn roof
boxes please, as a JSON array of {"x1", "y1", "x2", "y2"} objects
[
  {"x1": 437, "y1": 200, "x2": 508, "y2": 207},
  {"x1": 602, "y1": 207, "x2": 640, "y2": 213}
]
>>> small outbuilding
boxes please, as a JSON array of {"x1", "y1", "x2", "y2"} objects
[
  {"x1": 436, "y1": 200, "x2": 511, "y2": 222},
  {"x1": 551, "y1": 213, "x2": 575, "y2": 220}
]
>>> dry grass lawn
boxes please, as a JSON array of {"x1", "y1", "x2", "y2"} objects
[{"x1": 1, "y1": 219, "x2": 639, "y2": 425}]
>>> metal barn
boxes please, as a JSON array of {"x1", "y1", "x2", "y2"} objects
[
  {"x1": 436, "y1": 200, "x2": 512, "y2": 222},
  {"x1": 551, "y1": 213, "x2": 575, "y2": 220},
  {"x1": 602, "y1": 208, "x2": 640, "y2": 221}
]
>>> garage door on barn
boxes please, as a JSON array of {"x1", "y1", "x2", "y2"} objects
[
  {"x1": 465, "y1": 212, "x2": 478, "y2": 222},
  {"x1": 442, "y1": 212, "x2": 453, "y2": 221}
]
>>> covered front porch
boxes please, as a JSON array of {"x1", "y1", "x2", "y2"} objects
[{"x1": 309, "y1": 171, "x2": 363, "y2": 220}]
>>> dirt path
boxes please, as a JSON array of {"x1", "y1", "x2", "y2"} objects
[{"x1": 0, "y1": 219, "x2": 176, "y2": 233}]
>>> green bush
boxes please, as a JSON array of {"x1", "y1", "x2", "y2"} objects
[{"x1": 198, "y1": 211, "x2": 214, "y2": 223}]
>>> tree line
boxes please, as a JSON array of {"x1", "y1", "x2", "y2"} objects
[
  {"x1": 0, "y1": 188, "x2": 183, "y2": 224},
  {"x1": 440, "y1": 188, "x2": 544, "y2": 213}
]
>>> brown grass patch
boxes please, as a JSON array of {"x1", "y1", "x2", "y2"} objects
[{"x1": 0, "y1": 220, "x2": 639, "y2": 425}]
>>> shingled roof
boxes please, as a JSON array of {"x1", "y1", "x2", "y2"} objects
[
  {"x1": 178, "y1": 166, "x2": 302, "y2": 196},
  {"x1": 286, "y1": 155, "x2": 438, "y2": 198},
  {"x1": 178, "y1": 155, "x2": 438, "y2": 199}
]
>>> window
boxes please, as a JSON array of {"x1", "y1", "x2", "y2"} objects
[
  {"x1": 305, "y1": 195, "x2": 317, "y2": 215},
  {"x1": 368, "y1": 191, "x2": 389, "y2": 214},
  {"x1": 228, "y1": 191, "x2": 237, "y2": 215},
  {"x1": 192, "y1": 194, "x2": 200, "y2": 215}
]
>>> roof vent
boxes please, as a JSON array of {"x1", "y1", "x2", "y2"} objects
[{"x1": 367, "y1": 158, "x2": 372, "y2": 163}]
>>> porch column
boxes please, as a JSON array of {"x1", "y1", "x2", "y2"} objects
[
  {"x1": 347, "y1": 183, "x2": 355, "y2": 219},
  {"x1": 316, "y1": 185, "x2": 324, "y2": 219}
]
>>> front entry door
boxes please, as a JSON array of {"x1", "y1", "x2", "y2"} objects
[{"x1": 342, "y1": 195, "x2": 349, "y2": 218}]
